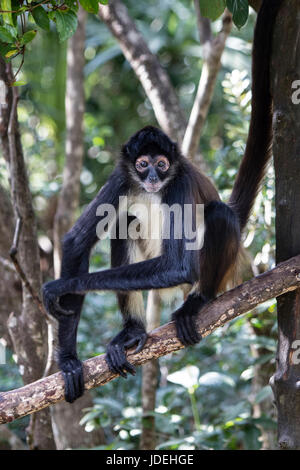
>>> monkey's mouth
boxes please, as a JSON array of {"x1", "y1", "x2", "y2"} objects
[{"x1": 143, "y1": 182, "x2": 163, "y2": 193}]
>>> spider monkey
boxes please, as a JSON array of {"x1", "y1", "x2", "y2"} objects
[{"x1": 42, "y1": 0, "x2": 282, "y2": 403}]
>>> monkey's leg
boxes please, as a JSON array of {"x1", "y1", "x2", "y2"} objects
[
  {"x1": 56, "y1": 294, "x2": 85, "y2": 403},
  {"x1": 172, "y1": 201, "x2": 240, "y2": 346},
  {"x1": 105, "y1": 235, "x2": 147, "y2": 377},
  {"x1": 106, "y1": 291, "x2": 147, "y2": 377}
]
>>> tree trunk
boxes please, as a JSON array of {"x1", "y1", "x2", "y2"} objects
[
  {"x1": 0, "y1": 59, "x2": 55, "y2": 449},
  {"x1": 140, "y1": 291, "x2": 161, "y2": 450},
  {"x1": 270, "y1": 0, "x2": 300, "y2": 450},
  {"x1": 0, "y1": 184, "x2": 21, "y2": 347}
]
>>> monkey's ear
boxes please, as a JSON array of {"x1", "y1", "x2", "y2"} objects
[
  {"x1": 171, "y1": 142, "x2": 179, "y2": 157},
  {"x1": 121, "y1": 144, "x2": 130, "y2": 158}
]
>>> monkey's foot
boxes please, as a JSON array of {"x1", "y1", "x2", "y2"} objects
[
  {"x1": 106, "y1": 323, "x2": 147, "y2": 378},
  {"x1": 172, "y1": 308, "x2": 202, "y2": 346},
  {"x1": 60, "y1": 356, "x2": 85, "y2": 403}
]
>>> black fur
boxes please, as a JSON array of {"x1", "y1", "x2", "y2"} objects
[
  {"x1": 229, "y1": 0, "x2": 283, "y2": 229},
  {"x1": 42, "y1": 0, "x2": 282, "y2": 403}
]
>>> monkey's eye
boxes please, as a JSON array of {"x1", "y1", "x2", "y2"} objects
[
  {"x1": 156, "y1": 157, "x2": 170, "y2": 172},
  {"x1": 135, "y1": 158, "x2": 149, "y2": 171}
]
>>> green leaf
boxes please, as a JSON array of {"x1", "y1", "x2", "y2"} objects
[
  {"x1": 0, "y1": 41, "x2": 15, "y2": 59},
  {"x1": 226, "y1": 0, "x2": 249, "y2": 28},
  {"x1": 12, "y1": 80, "x2": 27, "y2": 86},
  {"x1": 55, "y1": 9, "x2": 78, "y2": 42},
  {"x1": 0, "y1": 26, "x2": 15, "y2": 43},
  {"x1": 99, "y1": 0, "x2": 108, "y2": 4},
  {"x1": 0, "y1": 0, "x2": 14, "y2": 25},
  {"x1": 5, "y1": 48, "x2": 18, "y2": 57},
  {"x1": 64, "y1": 0, "x2": 79, "y2": 11},
  {"x1": 79, "y1": 0, "x2": 99, "y2": 14},
  {"x1": 199, "y1": 0, "x2": 226, "y2": 22},
  {"x1": 20, "y1": 30, "x2": 37, "y2": 45},
  {"x1": 31, "y1": 6, "x2": 50, "y2": 31},
  {"x1": 254, "y1": 385, "x2": 273, "y2": 404}
]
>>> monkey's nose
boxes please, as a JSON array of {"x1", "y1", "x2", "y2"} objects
[{"x1": 149, "y1": 175, "x2": 158, "y2": 183}]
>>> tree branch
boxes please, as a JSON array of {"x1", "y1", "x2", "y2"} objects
[
  {"x1": 98, "y1": 0, "x2": 187, "y2": 142},
  {"x1": 1, "y1": 254, "x2": 300, "y2": 425},
  {"x1": 182, "y1": 9, "x2": 232, "y2": 162}
]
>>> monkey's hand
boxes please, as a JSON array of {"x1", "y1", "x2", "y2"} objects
[
  {"x1": 42, "y1": 280, "x2": 75, "y2": 318},
  {"x1": 106, "y1": 320, "x2": 147, "y2": 378},
  {"x1": 172, "y1": 307, "x2": 202, "y2": 346},
  {"x1": 59, "y1": 356, "x2": 85, "y2": 403}
]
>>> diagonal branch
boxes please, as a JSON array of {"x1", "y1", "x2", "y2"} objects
[
  {"x1": 1, "y1": 254, "x2": 300, "y2": 425},
  {"x1": 98, "y1": 0, "x2": 187, "y2": 142}
]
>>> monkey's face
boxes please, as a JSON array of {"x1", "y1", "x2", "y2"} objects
[{"x1": 134, "y1": 154, "x2": 170, "y2": 193}]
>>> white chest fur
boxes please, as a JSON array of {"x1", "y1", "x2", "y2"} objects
[
  {"x1": 120, "y1": 192, "x2": 191, "y2": 304},
  {"x1": 126, "y1": 191, "x2": 163, "y2": 260}
]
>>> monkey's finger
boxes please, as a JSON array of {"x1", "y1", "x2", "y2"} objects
[
  {"x1": 124, "y1": 337, "x2": 138, "y2": 349},
  {"x1": 184, "y1": 316, "x2": 201, "y2": 345},
  {"x1": 122, "y1": 359, "x2": 136, "y2": 376},
  {"x1": 63, "y1": 371, "x2": 76, "y2": 403},
  {"x1": 107, "y1": 349, "x2": 128, "y2": 378},
  {"x1": 54, "y1": 301, "x2": 75, "y2": 316},
  {"x1": 134, "y1": 333, "x2": 148, "y2": 353},
  {"x1": 114, "y1": 345, "x2": 136, "y2": 376},
  {"x1": 75, "y1": 366, "x2": 85, "y2": 398},
  {"x1": 176, "y1": 317, "x2": 192, "y2": 346}
]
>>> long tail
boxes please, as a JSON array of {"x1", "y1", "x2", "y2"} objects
[{"x1": 229, "y1": 0, "x2": 283, "y2": 230}]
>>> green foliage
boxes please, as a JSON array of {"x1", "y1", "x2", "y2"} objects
[
  {"x1": 0, "y1": 25, "x2": 15, "y2": 42},
  {"x1": 199, "y1": 0, "x2": 226, "y2": 22},
  {"x1": 198, "y1": 0, "x2": 249, "y2": 28},
  {"x1": 55, "y1": 9, "x2": 77, "y2": 42},
  {"x1": 31, "y1": 6, "x2": 50, "y2": 31},
  {"x1": 227, "y1": 0, "x2": 249, "y2": 28},
  {"x1": 79, "y1": 0, "x2": 99, "y2": 14}
]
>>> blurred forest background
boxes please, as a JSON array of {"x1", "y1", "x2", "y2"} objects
[{"x1": 0, "y1": 0, "x2": 279, "y2": 450}]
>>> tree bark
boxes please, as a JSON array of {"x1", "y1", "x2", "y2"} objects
[
  {"x1": 1, "y1": 254, "x2": 300, "y2": 425},
  {"x1": 182, "y1": 7, "x2": 232, "y2": 163},
  {"x1": 0, "y1": 184, "x2": 21, "y2": 347},
  {"x1": 140, "y1": 291, "x2": 161, "y2": 450},
  {"x1": 0, "y1": 59, "x2": 55, "y2": 449},
  {"x1": 270, "y1": 0, "x2": 300, "y2": 450},
  {"x1": 98, "y1": 0, "x2": 187, "y2": 142}
]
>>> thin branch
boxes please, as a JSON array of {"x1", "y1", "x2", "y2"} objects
[
  {"x1": 0, "y1": 255, "x2": 16, "y2": 273},
  {"x1": 182, "y1": 9, "x2": 232, "y2": 162},
  {"x1": 194, "y1": 0, "x2": 212, "y2": 46},
  {"x1": 8, "y1": 196, "x2": 48, "y2": 319},
  {"x1": 1, "y1": 254, "x2": 300, "y2": 425}
]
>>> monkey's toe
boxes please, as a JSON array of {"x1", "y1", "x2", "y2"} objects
[
  {"x1": 172, "y1": 310, "x2": 201, "y2": 346},
  {"x1": 106, "y1": 343, "x2": 136, "y2": 378},
  {"x1": 61, "y1": 357, "x2": 85, "y2": 403}
]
